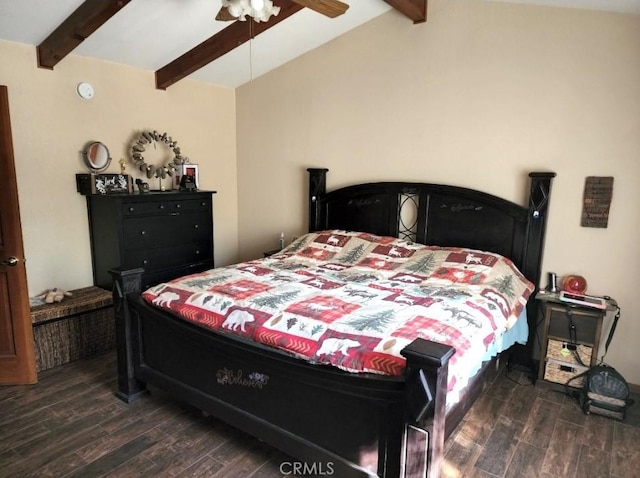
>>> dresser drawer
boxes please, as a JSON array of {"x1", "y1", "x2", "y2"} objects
[
  {"x1": 173, "y1": 212, "x2": 212, "y2": 242},
  {"x1": 122, "y1": 201, "x2": 170, "y2": 216},
  {"x1": 123, "y1": 216, "x2": 169, "y2": 249},
  {"x1": 124, "y1": 241, "x2": 212, "y2": 273},
  {"x1": 141, "y1": 262, "x2": 212, "y2": 290},
  {"x1": 122, "y1": 212, "x2": 211, "y2": 249},
  {"x1": 169, "y1": 198, "x2": 211, "y2": 213}
]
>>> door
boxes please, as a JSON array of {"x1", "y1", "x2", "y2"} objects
[{"x1": 0, "y1": 85, "x2": 36, "y2": 384}]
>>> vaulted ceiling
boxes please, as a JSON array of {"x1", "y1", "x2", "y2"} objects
[
  {"x1": 1, "y1": 0, "x2": 638, "y2": 89},
  {"x1": 1, "y1": 0, "x2": 424, "y2": 89}
]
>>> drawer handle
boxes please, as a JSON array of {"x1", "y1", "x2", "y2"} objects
[
  {"x1": 176, "y1": 204, "x2": 181, "y2": 209},
  {"x1": 201, "y1": 202, "x2": 206, "y2": 206},
  {"x1": 195, "y1": 250, "x2": 200, "y2": 255},
  {"x1": 194, "y1": 224, "x2": 199, "y2": 229},
  {"x1": 143, "y1": 260, "x2": 148, "y2": 265},
  {"x1": 129, "y1": 207, "x2": 134, "y2": 212},
  {"x1": 141, "y1": 230, "x2": 146, "y2": 235},
  {"x1": 159, "y1": 205, "x2": 164, "y2": 209}
]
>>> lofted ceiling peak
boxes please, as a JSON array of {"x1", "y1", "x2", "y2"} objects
[{"x1": 32, "y1": 0, "x2": 427, "y2": 89}]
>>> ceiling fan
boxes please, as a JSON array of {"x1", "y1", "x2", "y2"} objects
[{"x1": 216, "y1": 0, "x2": 349, "y2": 23}]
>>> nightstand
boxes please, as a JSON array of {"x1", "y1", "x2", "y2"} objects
[{"x1": 536, "y1": 292, "x2": 606, "y2": 389}]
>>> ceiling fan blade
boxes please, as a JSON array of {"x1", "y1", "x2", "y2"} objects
[
  {"x1": 215, "y1": 6, "x2": 237, "y2": 21},
  {"x1": 291, "y1": 0, "x2": 349, "y2": 18}
]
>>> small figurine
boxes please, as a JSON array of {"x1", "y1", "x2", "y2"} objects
[
  {"x1": 37, "y1": 288, "x2": 73, "y2": 304},
  {"x1": 179, "y1": 174, "x2": 197, "y2": 191},
  {"x1": 119, "y1": 158, "x2": 127, "y2": 174},
  {"x1": 135, "y1": 178, "x2": 150, "y2": 193}
]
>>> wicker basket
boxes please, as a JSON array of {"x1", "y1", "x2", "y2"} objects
[
  {"x1": 31, "y1": 286, "x2": 115, "y2": 372},
  {"x1": 546, "y1": 339, "x2": 592, "y2": 367},
  {"x1": 544, "y1": 358, "x2": 589, "y2": 387}
]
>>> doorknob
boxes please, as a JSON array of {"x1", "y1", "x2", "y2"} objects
[{"x1": 1, "y1": 257, "x2": 19, "y2": 266}]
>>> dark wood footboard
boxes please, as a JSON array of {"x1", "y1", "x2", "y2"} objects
[
  {"x1": 110, "y1": 267, "x2": 146, "y2": 403},
  {"x1": 111, "y1": 268, "x2": 455, "y2": 478}
]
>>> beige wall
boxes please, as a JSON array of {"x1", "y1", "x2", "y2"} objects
[
  {"x1": 0, "y1": 40, "x2": 238, "y2": 298},
  {"x1": 236, "y1": 1, "x2": 640, "y2": 383},
  {"x1": 2, "y1": 0, "x2": 638, "y2": 384}
]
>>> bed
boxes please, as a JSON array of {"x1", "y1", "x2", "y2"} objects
[{"x1": 111, "y1": 168, "x2": 555, "y2": 478}]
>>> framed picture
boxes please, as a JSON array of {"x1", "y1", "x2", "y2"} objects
[
  {"x1": 175, "y1": 164, "x2": 199, "y2": 190},
  {"x1": 184, "y1": 164, "x2": 199, "y2": 188}
]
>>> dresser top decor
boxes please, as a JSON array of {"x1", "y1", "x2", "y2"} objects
[{"x1": 130, "y1": 130, "x2": 190, "y2": 181}]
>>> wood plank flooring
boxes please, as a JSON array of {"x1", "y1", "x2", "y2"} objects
[{"x1": 1, "y1": 351, "x2": 638, "y2": 477}]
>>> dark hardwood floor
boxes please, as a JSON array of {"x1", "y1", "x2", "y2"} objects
[{"x1": 1, "y1": 351, "x2": 638, "y2": 477}]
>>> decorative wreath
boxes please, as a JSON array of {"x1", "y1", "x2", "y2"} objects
[{"x1": 130, "y1": 130, "x2": 189, "y2": 179}]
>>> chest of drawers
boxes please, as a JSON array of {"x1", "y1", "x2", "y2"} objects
[{"x1": 86, "y1": 191, "x2": 215, "y2": 290}]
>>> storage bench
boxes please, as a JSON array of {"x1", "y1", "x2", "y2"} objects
[{"x1": 30, "y1": 286, "x2": 115, "y2": 371}]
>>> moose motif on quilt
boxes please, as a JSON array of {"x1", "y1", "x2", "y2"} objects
[{"x1": 143, "y1": 230, "x2": 533, "y2": 399}]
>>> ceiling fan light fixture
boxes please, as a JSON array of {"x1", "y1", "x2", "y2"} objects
[
  {"x1": 221, "y1": 0, "x2": 280, "y2": 22},
  {"x1": 227, "y1": 2, "x2": 243, "y2": 18}
]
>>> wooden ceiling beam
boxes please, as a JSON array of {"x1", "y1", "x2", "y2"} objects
[
  {"x1": 155, "y1": 0, "x2": 303, "y2": 90},
  {"x1": 37, "y1": 0, "x2": 425, "y2": 86},
  {"x1": 37, "y1": 0, "x2": 131, "y2": 70},
  {"x1": 383, "y1": 0, "x2": 427, "y2": 24},
  {"x1": 291, "y1": 0, "x2": 349, "y2": 18}
]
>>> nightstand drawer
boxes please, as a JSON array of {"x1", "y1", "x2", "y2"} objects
[
  {"x1": 544, "y1": 358, "x2": 588, "y2": 387},
  {"x1": 547, "y1": 307, "x2": 599, "y2": 345},
  {"x1": 546, "y1": 339, "x2": 592, "y2": 366}
]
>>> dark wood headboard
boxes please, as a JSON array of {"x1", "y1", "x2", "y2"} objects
[
  {"x1": 307, "y1": 168, "x2": 555, "y2": 290},
  {"x1": 307, "y1": 168, "x2": 555, "y2": 369}
]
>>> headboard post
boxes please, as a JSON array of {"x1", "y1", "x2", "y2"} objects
[
  {"x1": 307, "y1": 168, "x2": 329, "y2": 232},
  {"x1": 515, "y1": 172, "x2": 556, "y2": 372},
  {"x1": 523, "y1": 172, "x2": 556, "y2": 289}
]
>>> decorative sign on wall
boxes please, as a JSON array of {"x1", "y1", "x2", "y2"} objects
[{"x1": 581, "y1": 176, "x2": 614, "y2": 228}]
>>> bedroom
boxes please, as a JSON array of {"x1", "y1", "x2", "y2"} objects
[{"x1": 0, "y1": 0, "x2": 639, "y2": 476}]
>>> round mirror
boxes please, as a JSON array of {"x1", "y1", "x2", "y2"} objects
[{"x1": 82, "y1": 141, "x2": 111, "y2": 173}]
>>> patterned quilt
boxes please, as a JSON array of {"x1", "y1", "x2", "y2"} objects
[{"x1": 142, "y1": 230, "x2": 533, "y2": 397}]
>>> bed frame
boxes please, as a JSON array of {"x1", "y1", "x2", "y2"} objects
[{"x1": 111, "y1": 169, "x2": 554, "y2": 478}]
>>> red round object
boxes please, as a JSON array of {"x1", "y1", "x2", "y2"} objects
[{"x1": 562, "y1": 275, "x2": 587, "y2": 294}]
